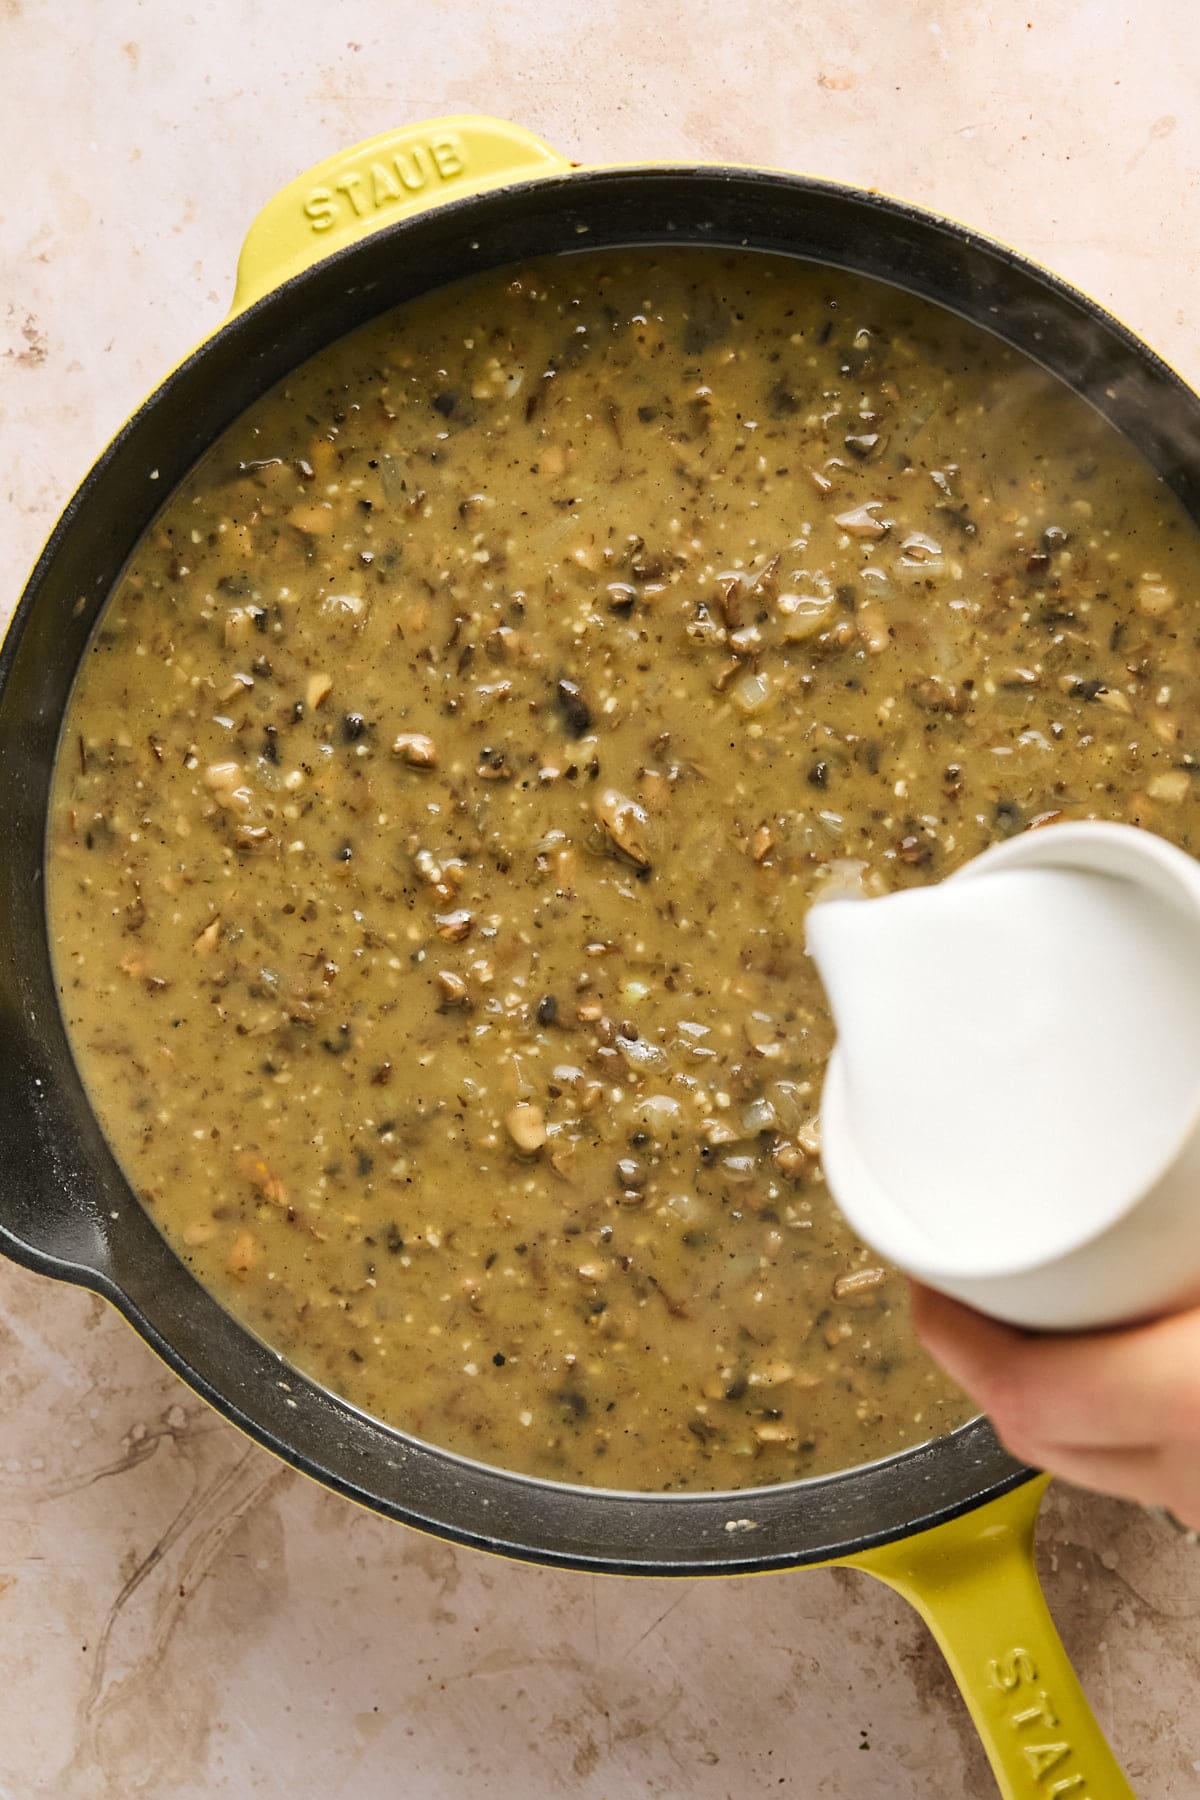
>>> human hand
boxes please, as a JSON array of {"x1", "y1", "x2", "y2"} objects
[{"x1": 910, "y1": 1282, "x2": 1200, "y2": 1529}]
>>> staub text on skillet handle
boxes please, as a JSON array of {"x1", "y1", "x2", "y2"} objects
[
  {"x1": 847, "y1": 1477, "x2": 1134, "y2": 1799},
  {"x1": 230, "y1": 114, "x2": 570, "y2": 315}
]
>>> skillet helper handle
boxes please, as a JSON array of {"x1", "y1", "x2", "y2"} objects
[
  {"x1": 230, "y1": 114, "x2": 570, "y2": 315},
  {"x1": 848, "y1": 1476, "x2": 1134, "y2": 1799}
]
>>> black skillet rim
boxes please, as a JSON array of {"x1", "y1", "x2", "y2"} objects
[{"x1": 12, "y1": 156, "x2": 1195, "y2": 1572}]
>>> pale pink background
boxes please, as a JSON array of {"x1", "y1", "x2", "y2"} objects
[{"x1": 3, "y1": 2, "x2": 1199, "y2": 1794}]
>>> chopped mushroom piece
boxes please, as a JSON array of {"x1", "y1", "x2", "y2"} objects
[
  {"x1": 393, "y1": 732, "x2": 438, "y2": 768},
  {"x1": 437, "y1": 969, "x2": 470, "y2": 1006},
  {"x1": 754, "y1": 1421, "x2": 800, "y2": 1446},
  {"x1": 477, "y1": 748, "x2": 515, "y2": 781},
  {"x1": 593, "y1": 787, "x2": 654, "y2": 868},
  {"x1": 227, "y1": 1230, "x2": 258, "y2": 1276},
  {"x1": 834, "y1": 501, "x2": 890, "y2": 538},
  {"x1": 833, "y1": 1267, "x2": 888, "y2": 1300},
  {"x1": 192, "y1": 916, "x2": 222, "y2": 955},
  {"x1": 856, "y1": 600, "x2": 890, "y2": 654},
  {"x1": 505, "y1": 1103, "x2": 546, "y2": 1153}
]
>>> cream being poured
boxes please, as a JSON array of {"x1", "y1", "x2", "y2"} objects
[{"x1": 805, "y1": 825, "x2": 1200, "y2": 1327}]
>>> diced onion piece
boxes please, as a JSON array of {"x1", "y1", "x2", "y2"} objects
[
  {"x1": 777, "y1": 592, "x2": 836, "y2": 642},
  {"x1": 732, "y1": 669, "x2": 772, "y2": 714},
  {"x1": 1138, "y1": 577, "x2": 1176, "y2": 617},
  {"x1": 1148, "y1": 770, "x2": 1190, "y2": 803},
  {"x1": 895, "y1": 531, "x2": 947, "y2": 584},
  {"x1": 616, "y1": 1033, "x2": 667, "y2": 1070},
  {"x1": 767, "y1": 1080, "x2": 810, "y2": 1133},
  {"x1": 740, "y1": 1096, "x2": 778, "y2": 1134},
  {"x1": 319, "y1": 591, "x2": 368, "y2": 623},
  {"x1": 899, "y1": 531, "x2": 943, "y2": 562},
  {"x1": 814, "y1": 857, "x2": 873, "y2": 901},
  {"x1": 636, "y1": 1094, "x2": 683, "y2": 1138},
  {"x1": 834, "y1": 502, "x2": 889, "y2": 539},
  {"x1": 857, "y1": 600, "x2": 890, "y2": 653}
]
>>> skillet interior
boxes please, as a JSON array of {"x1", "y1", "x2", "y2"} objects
[{"x1": 6, "y1": 165, "x2": 1199, "y2": 1572}]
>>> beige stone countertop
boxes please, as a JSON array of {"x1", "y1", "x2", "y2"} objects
[{"x1": 3, "y1": 1, "x2": 1200, "y2": 1793}]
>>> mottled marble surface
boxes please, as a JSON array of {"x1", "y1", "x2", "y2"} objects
[{"x1": 3, "y1": 1, "x2": 1200, "y2": 1793}]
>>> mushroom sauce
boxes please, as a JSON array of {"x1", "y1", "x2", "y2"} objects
[{"x1": 47, "y1": 249, "x2": 1200, "y2": 1490}]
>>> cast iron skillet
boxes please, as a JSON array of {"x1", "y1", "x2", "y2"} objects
[{"x1": 3, "y1": 115, "x2": 1178, "y2": 1793}]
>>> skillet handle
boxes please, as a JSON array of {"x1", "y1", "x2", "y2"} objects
[
  {"x1": 841, "y1": 1476, "x2": 1135, "y2": 1798},
  {"x1": 229, "y1": 114, "x2": 570, "y2": 316}
]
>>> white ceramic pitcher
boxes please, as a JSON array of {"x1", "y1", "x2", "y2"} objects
[{"x1": 808, "y1": 821, "x2": 1200, "y2": 1330}]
